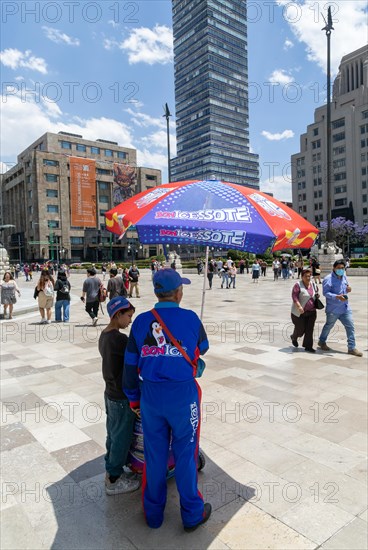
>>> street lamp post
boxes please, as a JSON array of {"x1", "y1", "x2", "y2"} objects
[
  {"x1": 163, "y1": 103, "x2": 172, "y2": 182},
  {"x1": 322, "y1": 6, "x2": 334, "y2": 242}
]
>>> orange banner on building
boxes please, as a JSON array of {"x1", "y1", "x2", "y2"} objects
[{"x1": 70, "y1": 157, "x2": 97, "y2": 227}]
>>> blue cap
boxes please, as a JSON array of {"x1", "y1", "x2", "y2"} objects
[
  {"x1": 107, "y1": 296, "x2": 133, "y2": 318},
  {"x1": 153, "y1": 268, "x2": 191, "y2": 293}
]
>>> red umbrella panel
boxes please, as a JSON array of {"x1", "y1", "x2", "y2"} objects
[{"x1": 105, "y1": 180, "x2": 318, "y2": 254}]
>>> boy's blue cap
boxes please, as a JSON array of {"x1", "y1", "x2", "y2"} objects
[
  {"x1": 153, "y1": 268, "x2": 191, "y2": 293},
  {"x1": 107, "y1": 296, "x2": 133, "y2": 318}
]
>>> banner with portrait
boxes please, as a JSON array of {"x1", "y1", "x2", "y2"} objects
[
  {"x1": 113, "y1": 163, "x2": 137, "y2": 206},
  {"x1": 70, "y1": 157, "x2": 97, "y2": 227}
]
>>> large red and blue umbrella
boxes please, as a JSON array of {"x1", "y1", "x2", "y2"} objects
[{"x1": 105, "y1": 180, "x2": 318, "y2": 253}]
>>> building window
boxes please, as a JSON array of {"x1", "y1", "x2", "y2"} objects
[
  {"x1": 117, "y1": 151, "x2": 126, "y2": 159},
  {"x1": 97, "y1": 168, "x2": 112, "y2": 175},
  {"x1": 362, "y1": 181, "x2": 367, "y2": 189},
  {"x1": 48, "y1": 220, "x2": 59, "y2": 228},
  {"x1": 46, "y1": 189, "x2": 58, "y2": 198},
  {"x1": 45, "y1": 173, "x2": 58, "y2": 182},
  {"x1": 361, "y1": 124, "x2": 368, "y2": 134},
  {"x1": 70, "y1": 237, "x2": 84, "y2": 244},
  {"x1": 99, "y1": 209, "x2": 107, "y2": 216},
  {"x1": 335, "y1": 198, "x2": 347, "y2": 207},
  {"x1": 76, "y1": 144, "x2": 86, "y2": 152},
  {"x1": 362, "y1": 153, "x2": 366, "y2": 162},
  {"x1": 43, "y1": 159, "x2": 59, "y2": 167},
  {"x1": 91, "y1": 146, "x2": 100, "y2": 154},
  {"x1": 28, "y1": 206, "x2": 33, "y2": 214},
  {"x1": 331, "y1": 118, "x2": 345, "y2": 129},
  {"x1": 297, "y1": 169, "x2": 305, "y2": 178},
  {"x1": 361, "y1": 139, "x2": 367, "y2": 148},
  {"x1": 363, "y1": 195, "x2": 367, "y2": 203},
  {"x1": 146, "y1": 174, "x2": 157, "y2": 180},
  {"x1": 312, "y1": 140, "x2": 321, "y2": 149},
  {"x1": 334, "y1": 172, "x2": 346, "y2": 181},
  {"x1": 362, "y1": 167, "x2": 367, "y2": 176},
  {"x1": 313, "y1": 128, "x2": 319, "y2": 136},
  {"x1": 363, "y1": 110, "x2": 368, "y2": 119},
  {"x1": 99, "y1": 195, "x2": 109, "y2": 203},
  {"x1": 333, "y1": 158, "x2": 346, "y2": 169},
  {"x1": 335, "y1": 185, "x2": 347, "y2": 194},
  {"x1": 363, "y1": 208, "x2": 368, "y2": 215},
  {"x1": 47, "y1": 205, "x2": 59, "y2": 213},
  {"x1": 28, "y1": 190, "x2": 32, "y2": 199},
  {"x1": 332, "y1": 132, "x2": 345, "y2": 143},
  {"x1": 333, "y1": 146, "x2": 345, "y2": 156},
  {"x1": 104, "y1": 149, "x2": 113, "y2": 157},
  {"x1": 98, "y1": 182, "x2": 109, "y2": 190},
  {"x1": 60, "y1": 141, "x2": 72, "y2": 149}
]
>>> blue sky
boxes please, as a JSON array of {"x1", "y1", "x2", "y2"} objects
[{"x1": 1, "y1": 0, "x2": 367, "y2": 201}]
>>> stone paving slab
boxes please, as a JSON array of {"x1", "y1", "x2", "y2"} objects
[{"x1": 0, "y1": 271, "x2": 367, "y2": 549}]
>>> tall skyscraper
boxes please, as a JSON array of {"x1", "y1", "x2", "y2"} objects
[{"x1": 171, "y1": 0, "x2": 259, "y2": 187}]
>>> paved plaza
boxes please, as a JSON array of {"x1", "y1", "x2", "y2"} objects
[{"x1": 1, "y1": 270, "x2": 367, "y2": 549}]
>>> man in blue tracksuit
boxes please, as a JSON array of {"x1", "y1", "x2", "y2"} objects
[
  {"x1": 318, "y1": 260, "x2": 362, "y2": 356},
  {"x1": 123, "y1": 268, "x2": 211, "y2": 531}
]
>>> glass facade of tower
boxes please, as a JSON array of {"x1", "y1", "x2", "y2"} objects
[{"x1": 171, "y1": 0, "x2": 259, "y2": 187}]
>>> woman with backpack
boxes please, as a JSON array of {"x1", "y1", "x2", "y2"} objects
[
  {"x1": 54, "y1": 269, "x2": 71, "y2": 323},
  {"x1": 35, "y1": 270, "x2": 55, "y2": 324}
]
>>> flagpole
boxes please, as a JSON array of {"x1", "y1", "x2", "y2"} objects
[{"x1": 200, "y1": 245, "x2": 209, "y2": 320}]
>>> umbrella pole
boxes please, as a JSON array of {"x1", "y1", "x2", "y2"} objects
[{"x1": 200, "y1": 246, "x2": 209, "y2": 320}]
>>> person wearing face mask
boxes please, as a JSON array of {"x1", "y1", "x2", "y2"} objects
[{"x1": 318, "y1": 260, "x2": 363, "y2": 356}]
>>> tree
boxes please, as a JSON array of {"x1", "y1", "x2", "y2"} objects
[{"x1": 319, "y1": 217, "x2": 368, "y2": 254}]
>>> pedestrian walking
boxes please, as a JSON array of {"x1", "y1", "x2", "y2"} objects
[
  {"x1": 272, "y1": 258, "x2": 280, "y2": 281},
  {"x1": 123, "y1": 268, "x2": 211, "y2": 531},
  {"x1": 54, "y1": 269, "x2": 71, "y2": 323},
  {"x1": 229, "y1": 263, "x2": 237, "y2": 288},
  {"x1": 281, "y1": 256, "x2": 289, "y2": 280},
  {"x1": 81, "y1": 268, "x2": 101, "y2": 326},
  {"x1": 1, "y1": 272, "x2": 21, "y2": 319},
  {"x1": 99, "y1": 296, "x2": 140, "y2": 496},
  {"x1": 318, "y1": 260, "x2": 363, "y2": 356},
  {"x1": 107, "y1": 268, "x2": 126, "y2": 299},
  {"x1": 290, "y1": 268, "x2": 318, "y2": 352},
  {"x1": 251, "y1": 259, "x2": 260, "y2": 283},
  {"x1": 101, "y1": 263, "x2": 107, "y2": 281},
  {"x1": 220, "y1": 263, "x2": 229, "y2": 288},
  {"x1": 35, "y1": 270, "x2": 54, "y2": 324},
  {"x1": 239, "y1": 259, "x2": 245, "y2": 274},
  {"x1": 207, "y1": 260, "x2": 214, "y2": 289},
  {"x1": 128, "y1": 264, "x2": 140, "y2": 298},
  {"x1": 296, "y1": 257, "x2": 304, "y2": 279}
]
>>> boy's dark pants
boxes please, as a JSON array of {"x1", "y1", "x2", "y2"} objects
[{"x1": 104, "y1": 394, "x2": 136, "y2": 477}]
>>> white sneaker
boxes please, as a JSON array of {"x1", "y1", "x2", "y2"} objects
[
  {"x1": 105, "y1": 474, "x2": 140, "y2": 495},
  {"x1": 40, "y1": 319, "x2": 47, "y2": 324},
  {"x1": 46, "y1": 320, "x2": 51, "y2": 324},
  {"x1": 92, "y1": 317, "x2": 98, "y2": 326}
]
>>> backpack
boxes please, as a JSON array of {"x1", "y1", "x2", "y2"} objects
[
  {"x1": 59, "y1": 283, "x2": 70, "y2": 295},
  {"x1": 98, "y1": 283, "x2": 107, "y2": 302}
]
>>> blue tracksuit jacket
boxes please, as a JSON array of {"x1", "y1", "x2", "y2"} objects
[{"x1": 123, "y1": 301, "x2": 209, "y2": 529}]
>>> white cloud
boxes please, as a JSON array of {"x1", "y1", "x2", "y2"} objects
[
  {"x1": 261, "y1": 129, "x2": 295, "y2": 141},
  {"x1": 120, "y1": 25, "x2": 173, "y2": 65},
  {"x1": 0, "y1": 48, "x2": 47, "y2": 74},
  {"x1": 107, "y1": 19, "x2": 120, "y2": 29},
  {"x1": 140, "y1": 130, "x2": 177, "y2": 156},
  {"x1": 42, "y1": 27, "x2": 80, "y2": 46},
  {"x1": 269, "y1": 69, "x2": 294, "y2": 85},
  {"x1": 103, "y1": 38, "x2": 120, "y2": 51},
  {"x1": 276, "y1": 0, "x2": 367, "y2": 74},
  {"x1": 260, "y1": 175, "x2": 292, "y2": 202},
  {"x1": 137, "y1": 149, "x2": 168, "y2": 174},
  {"x1": 284, "y1": 39, "x2": 294, "y2": 50},
  {"x1": 0, "y1": 91, "x2": 134, "y2": 158},
  {"x1": 126, "y1": 108, "x2": 167, "y2": 129}
]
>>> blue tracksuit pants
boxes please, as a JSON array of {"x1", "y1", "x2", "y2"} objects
[{"x1": 140, "y1": 379, "x2": 204, "y2": 528}]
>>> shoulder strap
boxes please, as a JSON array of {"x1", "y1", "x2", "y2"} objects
[{"x1": 151, "y1": 309, "x2": 195, "y2": 368}]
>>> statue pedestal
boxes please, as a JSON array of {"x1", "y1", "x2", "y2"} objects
[{"x1": 316, "y1": 241, "x2": 343, "y2": 276}]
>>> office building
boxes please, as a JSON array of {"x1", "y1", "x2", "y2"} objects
[
  {"x1": 292, "y1": 46, "x2": 368, "y2": 227},
  {"x1": 171, "y1": 0, "x2": 259, "y2": 186},
  {"x1": 0, "y1": 132, "x2": 161, "y2": 262}
]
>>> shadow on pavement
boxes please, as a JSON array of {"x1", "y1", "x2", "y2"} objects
[{"x1": 46, "y1": 454, "x2": 255, "y2": 549}]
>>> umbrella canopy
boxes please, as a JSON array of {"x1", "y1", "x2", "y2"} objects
[{"x1": 105, "y1": 180, "x2": 318, "y2": 253}]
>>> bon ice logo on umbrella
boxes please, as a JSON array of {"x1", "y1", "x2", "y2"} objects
[{"x1": 105, "y1": 180, "x2": 318, "y2": 254}]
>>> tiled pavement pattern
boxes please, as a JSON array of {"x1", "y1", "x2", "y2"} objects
[{"x1": 1, "y1": 271, "x2": 367, "y2": 549}]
